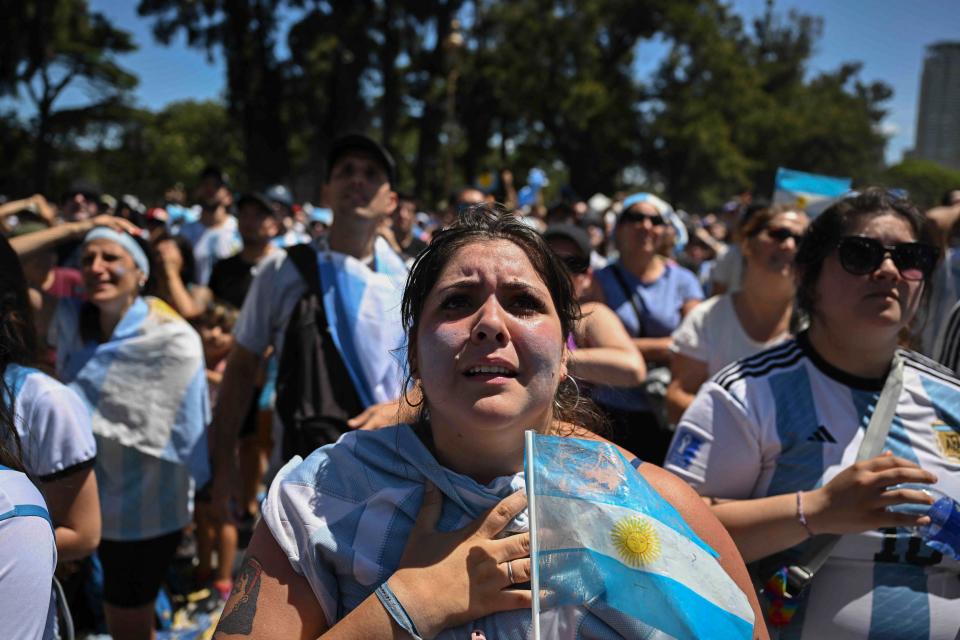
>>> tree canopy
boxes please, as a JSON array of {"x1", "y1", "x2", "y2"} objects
[{"x1": 2, "y1": 0, "x2": 927, "y2": 210}]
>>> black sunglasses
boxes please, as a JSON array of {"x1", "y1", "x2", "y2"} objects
[
  {"x1": 560, "y1": 254, "x2": 590, "y2": 275},
  {"x1": 620, "y1": 211, "x2": 665, "y2": 226},
  {"x1": 836, "y1": 236, "x2": 938, "y2": 281},
  {"x1": 763, "y1": 227, "x2": 804, "y2": 244}
]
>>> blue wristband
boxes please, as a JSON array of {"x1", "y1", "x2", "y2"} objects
[{"x1": 375, "y1": 581, "x2": 424, "y2": 639}]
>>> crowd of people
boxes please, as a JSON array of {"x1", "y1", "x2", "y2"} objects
[{"x1": 2, "y1": 132, "x2": 960, "y2": 639}]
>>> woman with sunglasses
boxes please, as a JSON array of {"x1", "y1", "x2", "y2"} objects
[
  {"x1": 666, "y1": 190, "x2": 960, "y2": 637},
  {"x1": 665, "y1": 206, "x2": 808, "y2": 424},
  {"x1": 587, "y1": 193, "x2": 704, "y2": 463}
]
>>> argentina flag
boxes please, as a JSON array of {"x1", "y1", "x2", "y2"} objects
[
  {"x1": 56, "y1": 296, "x2": 210, "y2": 485},
  {"x1": 317, "y1": 236, "x2": 408, "y2": 407},
  {"x1": 772, "y1": 167, "x2": 852, "y2": 217},
  {"x1": 524, "y1": 431, "x2": 754, "y2": 639}
]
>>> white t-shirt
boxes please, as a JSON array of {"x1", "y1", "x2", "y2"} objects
[
  {"x1": 3, "y1": 363, "x2": 96, "y2": 481},
  {"x1": 670, "y1": 295, "x2": 791, "y2": 376},
  {"x1": 665, "y1": 336, "x2": 960, "y2": 639},
  {"x1": 233, "y1": 244, "x2": 309, "y2": 360},
  {"x1": 0, "y1": 466, "x2": 57, "y2": 639},
  {"x1": 179, "y1": 216, "x2": 242, "y2": 285}
]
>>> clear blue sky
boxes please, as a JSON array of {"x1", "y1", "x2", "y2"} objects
[{"x1": 43, "y1": 0, "x2": 960, "y2": 165}]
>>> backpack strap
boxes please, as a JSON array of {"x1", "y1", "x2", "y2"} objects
[{"x1": 287, "y1": 244, "x2": 323, "y2": 297}]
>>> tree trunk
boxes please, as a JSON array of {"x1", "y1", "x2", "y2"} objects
[
  {"x1": 413, "y1": 5, "x2": 453, "y2": 204},
  {"x1": 33, "y1": 90, "x2": 53, "y2": 194},
  {"x1": 380, "y1": 0, "x2": 400, "y2": 155}
]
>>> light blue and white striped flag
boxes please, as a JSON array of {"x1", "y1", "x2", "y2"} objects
[
  {"x1": 524, "y1": 431, "x2": 754, "y2": 639},
  {"x1": 773, "y1": 167, "x2": 852, "y2": 217},
  {"x1": 57, "y1": 296, "x2": 211, "y2": 484},
  {"x1": 317, "y1": 236, "x2": 409, "y2": 407}
]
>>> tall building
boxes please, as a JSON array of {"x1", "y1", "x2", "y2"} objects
[{"x1": 914, "y1": 42, "x2": 960, "y2": 170}]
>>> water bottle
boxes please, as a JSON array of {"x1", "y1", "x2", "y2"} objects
[{"x1": 887, "y1": 484, "x2": 960, "y2": 560}]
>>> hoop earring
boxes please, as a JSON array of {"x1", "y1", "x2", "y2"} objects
[
  {"x1": 554, "y1": 373, "x2": 581, "y2": 417},
  {"x1": 565, "y1": 373, "x2": 581, "y2": 409},
  {"x1": 403, "y1": 380, "x2": 424, "y2": 408}
]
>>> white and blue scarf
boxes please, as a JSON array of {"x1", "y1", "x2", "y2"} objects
[
  {"x1": 265, "y1": 425, "x2": 741, "y2": 638},
  {"x1": 54, "y1": 297, "x2": 210, "y2": 484},
  {"x1": 316, "y1": 236, "x2": 409, "y2": 407}
]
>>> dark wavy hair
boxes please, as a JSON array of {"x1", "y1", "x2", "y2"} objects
[
  {"x1": 0, "y1": 235, "x2": 37, "y2": 472},
  {"x1": 401, "y1": 204, "x2": 606, "y2": 434},
  {"x1": 794, "y1": 188, "x2": 939, "y2": 322}
]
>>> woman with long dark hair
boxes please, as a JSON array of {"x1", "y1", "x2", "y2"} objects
[
  {"x1": 1, "y1": 233, "x2": 100, "y2": 563},
  {"x1": 0, "y1": 235, "x2": 63, "y2": 637},
  {"x1": 211, "y1": 206, "x2": 765, "y2": 639}
]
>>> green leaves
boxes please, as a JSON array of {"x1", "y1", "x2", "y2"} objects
[
  {"x1": 643, "y1": 0, "x2": 890, "y2": 209},
  {"x1": 3, "y1": 0, "x2": 901, "y2": 211},
  {"x1": 1, "y1": 0, "x2": 138, "y2": 192}
]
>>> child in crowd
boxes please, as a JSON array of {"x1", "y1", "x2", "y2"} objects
[{"x1": 192, "y1": 302, "x2": 240, "y2": 605}]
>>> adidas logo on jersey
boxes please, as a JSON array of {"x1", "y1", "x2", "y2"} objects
[{"x1": 807, "y1": 425, "x2": 837, "y2": 443}]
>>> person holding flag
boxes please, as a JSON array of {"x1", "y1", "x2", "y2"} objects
[{"x1": 213, "y1": 205, "x2": 763, "y2": 638}]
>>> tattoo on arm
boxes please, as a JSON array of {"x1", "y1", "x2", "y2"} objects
[{"x1": 215, "y1": 556, "x2": 264, "y2": 636}]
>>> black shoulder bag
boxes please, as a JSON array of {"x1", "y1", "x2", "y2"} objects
[{"x1": 274, "y1": 244, "x2": 364, "y2": 461}]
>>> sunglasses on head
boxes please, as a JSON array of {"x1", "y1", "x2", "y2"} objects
[
  {"x1": 836, "y1": 236, "x2": 938, "y2": 281},
  {"x1": 763, "y1": 227, "x2": 804, "y2": 244},
  {"x1": 560, "y1": 254, "x2": 590, "y2": 275},
  {"x1": 620, "y1": 211, "x2": 665, "y2": 226}
]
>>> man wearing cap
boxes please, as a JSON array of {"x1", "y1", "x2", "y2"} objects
[
  {"x1": 209, "y1": 134, "x2": 406, "y2": 522},
  {"x1": 208, "y1": 192, "x2": 279, "y2": 309},
  {"x1": 178, "y1": 165, "x2": 242, "y2": 286}
]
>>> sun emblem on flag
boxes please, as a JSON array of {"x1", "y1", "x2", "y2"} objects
[{"x1": 611, "y1": 515, "x2": 661, "y2": 567}]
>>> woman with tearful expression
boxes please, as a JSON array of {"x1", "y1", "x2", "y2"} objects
[{"x1": 215, "y1": 206, "x2": 766, "y2": 639}]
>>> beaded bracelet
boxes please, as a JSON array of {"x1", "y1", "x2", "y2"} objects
[
  {"x1": 796, "y1": 490, "x2": 816, "y2": 537},
  {"x1": 375, "y1": 581, "x2": 425, "y2": 639}
]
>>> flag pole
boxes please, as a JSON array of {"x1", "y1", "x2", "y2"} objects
[{"x1": 524, "y1": 430, "x2": 541, "y2": 640}]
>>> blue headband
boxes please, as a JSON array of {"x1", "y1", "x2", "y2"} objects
[{"x1": 82, "y1": 227, "x2": 150, "y2": 278}]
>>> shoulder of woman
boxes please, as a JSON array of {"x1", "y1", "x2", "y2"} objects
[
  {"x1": 577, "y1": 301, "x2": 620, "y2": 325},
  {"x1": 13, "y1": 366, "x2": 78, "y2": 404},
  {"x1": 561, "y1": 427, "x2": 715, "y2": 526},
  {"x1": 679, "y1": 295, "x2": 720, "y2": 323},
  {"x1": 635, "y1": 463, "x2": 704, "y2": 514},
  {"x1": 901, "y1": 349, "x2": 960, "y2": 389}
]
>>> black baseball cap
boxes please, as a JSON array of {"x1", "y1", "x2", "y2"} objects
[
  {"x1": 543, "y1": 223, "x2": 592, "y2": 259},
  {"x1": 200, "y1": 164, "x2": 231, "y2": 187},
  {"x1": 326, "y1": 133, "x2": 396, "y2": 185},
  {"x1": 62, "y1": 179, "x2": 102, "y2": 202},
  {"x1": 236, "y1": 192, "x2": 276, "y2": 216}
]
